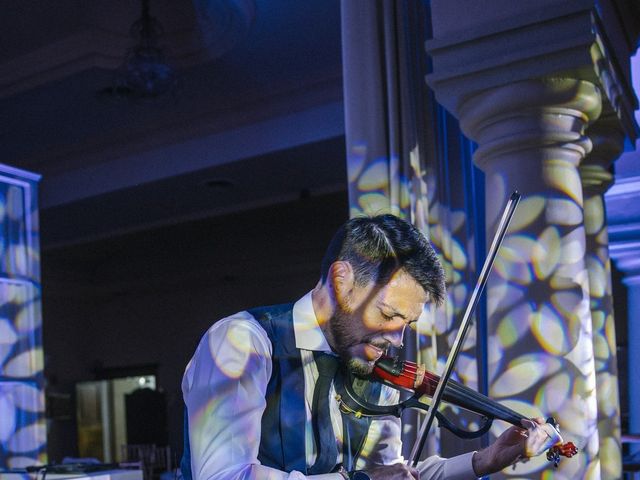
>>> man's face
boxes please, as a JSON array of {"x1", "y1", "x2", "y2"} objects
[{"x1": 330, "y1": 269, "x2": 428, "y2": 377}]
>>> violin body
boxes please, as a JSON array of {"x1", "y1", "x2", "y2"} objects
[
  {"x1": 333, "y1": 354, "x2": 577, "y2": 466},
  {"x1": 371, "y1": 355, "x2": 577, "y2": 465}
]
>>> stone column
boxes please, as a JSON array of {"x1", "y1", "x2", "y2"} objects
[
  {"x1": 580, "y1": 115, "x2": 624, "y2": 478},
  {"x1": 459, "y1": 77, "x2": 602, "y2": 479},
  {"x1": 424, "y1": 2, "x2": 639, "y2": 476}
]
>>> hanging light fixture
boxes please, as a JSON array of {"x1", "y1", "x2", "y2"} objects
[{"x1": 114, "y1": 0, "x2": 178, "y2": 98}]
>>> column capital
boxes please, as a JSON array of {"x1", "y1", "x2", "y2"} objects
[
  {"x1": 426, "y1": 0, "x2": 640, "y2": 142},
  {"x1": 581, "y1": 113, "x2": 625, "y2": 192},
  {"x1": 456, "y1": 78, "x2": 601, "y2": 172}
]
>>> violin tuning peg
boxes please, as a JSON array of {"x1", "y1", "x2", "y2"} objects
[{"x1": 546, "y1": 448, "x2": 560, "y2": 467}]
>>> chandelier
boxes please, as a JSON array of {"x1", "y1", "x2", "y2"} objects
[{"x1": 115, "y1": 0, "x2": 178, "y2": 98}]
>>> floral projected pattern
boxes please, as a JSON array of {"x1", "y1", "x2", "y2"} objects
[
  {"x1": 0, "y1": 168, "x2": 45, "y2": 469},
  {"x1": 415, "y1": 108, "x2": 486, "y2": 459},
  {"x1": 346, "y1": 99, "x2": 619, "y2": 478},
  {"x1": 484, "y1": 178, "x2": 601, "y2": 478},
  {"x1": 346, "y1": 101, "x2": 484, "y2": 459},
  {"x1": 486, "y1": 199, "x2": 590, "y2": 478},
  {"x1": 582, "y1": 182, "x2": 621, "y2": 480},
  {"x1": 342, "y1": 5, "x2": 617, "y2": 477}
]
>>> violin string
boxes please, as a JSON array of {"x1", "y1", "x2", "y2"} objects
[
  {"x1": 381, "y1": 364, "x2": 524, "y2": 427},
  {"x1": 444, "y1": 382, "x2": 523, "y2": 425}
]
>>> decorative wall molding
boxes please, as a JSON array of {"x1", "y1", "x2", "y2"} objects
[
  {"x1": 606, "y1": 177, "x2": 640, "y2": 276},
  {"x1": 606, "y1": 175, "x2": 640, "y2": 199}
]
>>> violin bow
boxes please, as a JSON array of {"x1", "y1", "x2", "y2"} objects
[{"x1": 409, "y1": 191, "x2": 521, "y2": 466}]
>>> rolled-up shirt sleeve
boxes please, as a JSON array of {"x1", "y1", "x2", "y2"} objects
[
  {"x1": 182, "y1": 313, "x2": 339, "y2": 480},
  {"x1": 360, "y1": 385, "x2": 478, "y2": 479},
  {"x1": 417, "y1": 451, "x2": 477, "y2": 480}
]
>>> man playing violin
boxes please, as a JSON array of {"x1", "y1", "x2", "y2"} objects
[{"x1": 181, "y1": 214, "x2": 548, "y2": 479}]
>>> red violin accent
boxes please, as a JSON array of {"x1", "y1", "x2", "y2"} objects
[
  {"x1": 547, "y1": 442, "x2": 578, "y2": 467},
  {"x1": 371, "y1": 355, "x2": 578, "y2": 466}
]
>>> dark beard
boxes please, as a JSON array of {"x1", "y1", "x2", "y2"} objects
[
  {"x1": 345, "y1": 357, "x2": 374, "y2": 378},
  {"x1": 329, "y1": 307, "x2": 376, "y2": 378}
]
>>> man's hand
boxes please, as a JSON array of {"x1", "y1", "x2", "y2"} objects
[
  {"x1": 472, "y1": 418, "x2": 545, "y2": 476},
  {"x1": 360, "y1": 463, "x2": 420, "y2": 479}
]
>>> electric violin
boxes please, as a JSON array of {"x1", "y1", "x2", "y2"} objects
[
  {"x1": 335, "y1": 191, "x2": 578, "y2": 468},
  {"x1": 335, "y1": 354, "x2": 578, "y2": 466}
]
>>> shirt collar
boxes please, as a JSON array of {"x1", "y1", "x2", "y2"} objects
[{"x1": 293, "y1": 290, "x2": 332, "y2": 352}]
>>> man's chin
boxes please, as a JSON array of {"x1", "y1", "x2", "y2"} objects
[{"x1": 346, "y1": 357, "x2": 375, "y2": 378}]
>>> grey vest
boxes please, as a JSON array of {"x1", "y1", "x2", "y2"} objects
[{"x1": 181, "y1": 303, "x2": 380, "y2": 477}]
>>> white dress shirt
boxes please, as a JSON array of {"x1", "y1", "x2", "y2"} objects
[{"x1": 182, "y1": 292, "x2": 478, "y2": 480}]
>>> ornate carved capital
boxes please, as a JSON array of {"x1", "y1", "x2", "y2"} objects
[
  {"x1": 580, "y1": 113, "x2": 625, "y2": 192},
  {"x1": 426, "y1": 0, "x2": 639, "y2": 142},
  {"x1": 457, "y1": 78, "x2": 601, "y2": 172}
]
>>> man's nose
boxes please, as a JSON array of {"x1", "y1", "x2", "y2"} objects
[{"x1": 385, "y1": 323, "x2": 406, "y2": 347}]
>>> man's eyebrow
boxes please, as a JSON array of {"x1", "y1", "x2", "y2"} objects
[{"x1": 378, "y1": 302, "x2": 407, "y2": 319}]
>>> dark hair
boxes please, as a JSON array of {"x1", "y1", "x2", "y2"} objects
[{"x1": 320, "y1": 214, "x2": 446, "y2": 305}]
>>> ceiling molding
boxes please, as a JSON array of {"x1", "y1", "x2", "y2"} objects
[
  {"x1": 11, "y1": 71, "x2": 343, "y2": 177},
  {"x1": 39, "y1": 100, "x2": 346, "y2": 209},
  {"x1": 42, "y1": 183, "x2": 347, "y2": 251}
]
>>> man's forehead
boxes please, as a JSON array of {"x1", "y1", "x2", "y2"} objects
[
  {"x1": 385, "y1": 269, "x2": 426, "y2": 292},
  {"x1": 378, "y1": 271, "x2": 428, "y2": 308}
]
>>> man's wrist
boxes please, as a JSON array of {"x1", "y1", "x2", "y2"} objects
[{"x1": 472, "y1": 449, "x2": 490, "y2": 477}]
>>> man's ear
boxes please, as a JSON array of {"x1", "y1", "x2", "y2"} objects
[{"x1": 329, "y1": 261, "x2": 355, "y2": 306}]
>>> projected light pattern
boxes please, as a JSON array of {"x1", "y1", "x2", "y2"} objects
[
  {"x1": 486, "y1": 188, "x2": 598, "y2": 479},
  {"x1": 344, "y1": 65, "x2": 618, "y2": 478},
  {"x1": 346, "y1": 103, "x2": 483, "y2": 459},
  {"x1": 347, "y1": 147, "x2": 411, "y2": 219},
  {"x1": 582, "y1": 184, "x2": 621, "y2": 479},
  {"x1": 186, "y1": 313, "x2": 410, "y2": 475},
  {"x1": 346, "y1": 107, "x2": 616, "y2": 478},
  {"x1": 0, "y1": 381, "x2": 45, "y2": 467},
  {"x1": 415, "y1": 110, "x2": 484, "y2": 458},
  {"x1": 0, "y1": 169, "x2": 44, "y2": 469}
]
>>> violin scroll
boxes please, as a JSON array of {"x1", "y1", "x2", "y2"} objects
[
  {"x1": 547, "y1": 442, "x2": 578, "y2": 467},
  {"x1": 539, "y1": 417, "x2": 578, "y2": 467}
]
